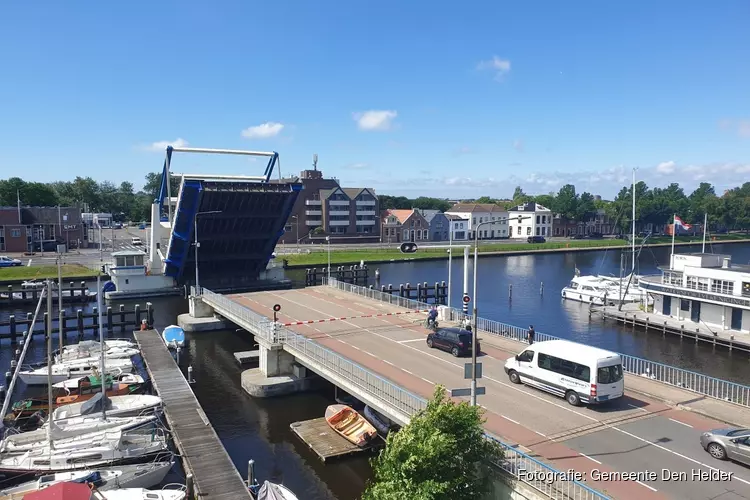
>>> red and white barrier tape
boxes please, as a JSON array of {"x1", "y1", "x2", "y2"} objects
[{"x1": 281, "y1": 309, "x2": 430, "y2": 326}]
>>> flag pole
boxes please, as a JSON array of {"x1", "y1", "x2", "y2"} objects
[
  {"x1": 17, "y1": 190, "x2": 21, "y2": 224},
  {"x1": 702, "y1": 213, "x2": 708, "y2": 253},
  {"x1": 669, "y1": 214, "x2": 677, "y2": 269}
]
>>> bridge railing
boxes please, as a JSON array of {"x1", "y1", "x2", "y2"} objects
[
  {"x1": 324, "y1": 278, "x2": 750, "y2": 408},
  {"x1": 197, "y1": 285, "x2": 608, "y2": 500}
]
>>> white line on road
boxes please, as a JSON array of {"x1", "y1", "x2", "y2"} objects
[
  {"x1": 627, "y1": 403, "x2": 649, "y2": 413},
  {"x1": 534, "y1": 431, "x2": 547, "y2": 438},
  {"x1": 579, "y1": 453, "x2": 602, "y2": 465},
  {"x1": 636, "y1": 480, "x2": 658, "y2": 492},
  {"x1": 501, "y1": 415, "x2": 521, "y2": 425},
  {"x1": 420, "y1": 377, "x2": 434, "y2": 384},
  {"x1": 402, "y1": 368, "x2": 414, "y2": 376},
  {"x1": 382, "y1": 360, "x2": 395, "y2": 366},
  {"x1": 397, "y1": 338, "x2": 425, "y2": 344},
  {"x1": 668, "y1": 418, "x2": 693, "y2": 428}
]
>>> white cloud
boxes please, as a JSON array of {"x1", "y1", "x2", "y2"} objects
[
  {"x1": 739, "y1": 120, "x2": 750, "y2": 138},
  {"x1": 655, "y1": 160, "x2": 676, "y2": 175},
  {"x1": 241, "y1": 122, "x2": 284, "y2": 139},
  {"x1": 145, "y1": 138, "x2": 189, "y2": 152},
  {"x1": 513, "y1": 139, "x2": 524, "y2": 152},
  {"x1": 353, "y1": 110, "x2": 398, "y2": 131},
  {"x1": 477, "y1": 56, "x2": 512, "y2": 81}
]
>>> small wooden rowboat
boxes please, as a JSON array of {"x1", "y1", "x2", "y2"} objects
[{"x1": 325, "y1": 404, "x2": 378, "y2": 447}]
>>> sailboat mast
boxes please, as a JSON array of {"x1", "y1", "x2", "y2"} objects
[
  {"x1": 702, "y1": 213, "x2": 708, "y2": 253},
  {"x1": 46, "y1": 279, "x2": 53, "y2": 448},
  {"x1": 97, "y1": 274, "x2": 107, "y2": 420},
  {"x1": 631, "y1": 168, "x2": 636, "y2": 273}
]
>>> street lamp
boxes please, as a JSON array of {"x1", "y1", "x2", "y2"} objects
[
  {"x1": 326, "y1": 235, "x2": 331, "y2": 281},
  {"x1": 194, "y1": 210, "x2": 222, "y2": 293},
  {"x1": 469, "y1": 215, "x2": 531, "y2": 406}
]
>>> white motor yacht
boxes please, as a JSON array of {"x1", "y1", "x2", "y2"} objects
[
  {"x1": 561, "y1": 274, "x2": 651, "y2": 306},
  {"x1": 53, "y1": 372, "x2": 144, "y2": 391}
]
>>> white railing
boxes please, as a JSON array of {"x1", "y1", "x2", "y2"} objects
[
  {"x1": 325, "y1": 278, "x2": 750, "y2": 408},
  {"x1": 196, "y1": 284, "x2": 609, "y2": 500}
]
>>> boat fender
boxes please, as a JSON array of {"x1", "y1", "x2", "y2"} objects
[{"x1": 562, "y1": 291, "x2": 566, "y2": 297}]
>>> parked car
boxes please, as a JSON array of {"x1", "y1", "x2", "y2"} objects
[
  {"x1": 32, "y1": 241, "x2": 60, "y2": 252},
  {"x1": 588, "y1": 232, "x2": 603, "y2": 239},
  {"x1": 0, "y1": 256, "x2": 23, "y2": 267},
  {"x1": 700, "y1": 428, "x2": 750, "y2": 465},
  {"x1": 571, "y1": 234, "x2": 585, "y2": 240},
  {"x1": 527, "y1": 236, "x2": 546, "y2": 244},
  {"x1": 426, "y1": 327, "x2": 480, "y2": 357}
]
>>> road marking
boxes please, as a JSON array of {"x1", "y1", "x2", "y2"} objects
[
  {"x1": 420, "y1": 377, "x2": 434, "y2": 384},
  {"x1": 627, "y1": 403, "x2": 649, "y2": 413},
  {"x1": 579, "y1": 453, "x2": 602, "y2": 465},
  {"x1": 402, "y1": 368, "x2": 414, "y2": 376},
  {"x1": 382, "y1": 360, "x2": 395, "y2": 366},
  {"x1": 636, "y1": 480, "x2": 658, "y2": 492},
  {"x1": 397, "y1": 338, "x2": 425, "y2": 344},
  {"x1": 534, "y1": 431, "x2": 547, "y2": 437},
  {"x1": 668, "y1": 417, "x2": 693, "y2": 428},
  {"x1": 266, "y1": 291, "x2": 750, "y2": 487},
  {"x1": 501, "y1": 415, "x2": 520, "y2": 425}
]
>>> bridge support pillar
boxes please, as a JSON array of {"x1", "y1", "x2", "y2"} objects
[
  {"x1": 177, "y1": 296, "x2": 228, "y2": 332},
  {"x1": 241, "y1": 341, "x2": 316, "y2": 398}
]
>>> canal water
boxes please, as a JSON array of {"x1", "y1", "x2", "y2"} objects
[{"x1": 0, "y1": 241, "x2": 748, "y2": 499}]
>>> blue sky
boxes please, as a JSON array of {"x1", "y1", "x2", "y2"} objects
[{"x1": 0, "y1": 1, "x2": 748, "y2": 199}]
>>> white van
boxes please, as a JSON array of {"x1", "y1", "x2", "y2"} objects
[
  {"x1": 504, "y1": 339, "x2": 624, "y2": 406},
  {"x1": 131, "y1": 237, "x2": 142, "y2": 246}
]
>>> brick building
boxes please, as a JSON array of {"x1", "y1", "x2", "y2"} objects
[
  {"x1": 278, "y1": 162, "x2": 380, "y2": 244},
  {"x1": 0, "y1": 206, "x2": 85, "y2": 253}
]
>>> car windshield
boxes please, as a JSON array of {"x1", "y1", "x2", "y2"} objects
[
  {"x1": 726, "y1": 429, "x2": 750, "y2": 437},
  {"x1": 597, "y1": 364, "x2": 623, "y2": 384}
]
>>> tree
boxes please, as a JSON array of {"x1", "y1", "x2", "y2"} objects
[
  {"x1": 412, "y1": 197, "x2": 451, "y2": 212},
  {"x1": 475, "y1": 196, "x2": 496, "y2": 204},
  {"x1": 553, "y1": 184, "x2": 578, "y2": 220},
  {"x1": 688, "y1": 182, "x2": 717, "y2": 224},
  {"x1": 511, "y1": 186, "x2": 531, "y2": 206},
  {"x1": 143, "y1": 171, "x2": 180, "y2": 200},
  {"x1": 533, "y1": 194, "x2": 556, "y2": 211},
  {"x1": 576, "y1": 192, "x2": 596, "y2": 221},
  {"x1": 363, "y1": 386, "x2": 501, "y2": 500}
]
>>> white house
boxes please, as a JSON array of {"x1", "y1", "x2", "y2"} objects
[
  {"x1": 445, "y1": 204, "x2": 509, "y2": 240},
  {"x1": 508, "y1": 202, "x2": 553, "y2": 239},
  {"x1": 446, "y1": 214, "x2": 470, "y2": 240}
]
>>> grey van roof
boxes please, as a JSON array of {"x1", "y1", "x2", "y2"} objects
[{"x1": 531, "y1": 339, "x2": 620, "y2": 361}]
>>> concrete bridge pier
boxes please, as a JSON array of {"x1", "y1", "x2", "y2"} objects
[
  {"x1": 241, "y1": 333, "x2": 316, "y2": 397},
  {"x1": 177, "y1": 296, "x2": 228, "y2": 332}
]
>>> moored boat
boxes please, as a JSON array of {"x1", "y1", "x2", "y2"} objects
[
  {"x1": 52, "y1": 393, "x2": 162, "y2": 420},
  {"x1": 162, "y1": 325, "x2": 185, "y2": 349},
  {"x1": 250, "y1": 480, "x2": 299, "y2": 500},
  {"x1": 363, "y1": 405, "x2": 395, "y2": 437},
  {"x1": 324, "y1": 404, "x2": 377, "y2": 447},
  {"x1": 18, "y1": 356, "x2": 135, "y2": 386},
  {"x1": 0, "y1": 460, "x2": 174, "y2": 496}
]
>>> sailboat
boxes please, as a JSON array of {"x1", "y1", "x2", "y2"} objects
[
  {"x1": 54, "y1": 340, "x2": 140, "y2": 363},
  {"x1": 52, "y1": 393, "x2": 163, "y2": 421},
  {"x1": 561, "y1": 168, "x2": 651, "y2": 306},
  {"x1": 0, "y1": 460, "x2": 174, "y2": 496},
  {"x1": 18, "y1": 356, "x2": 135, "y2": 386},
  {"x1": 6, "y1": 479, "x2": 186, "y2": 499},
  {"x1": 0, "y1": 279, "x2": 169, "y2": 478}
]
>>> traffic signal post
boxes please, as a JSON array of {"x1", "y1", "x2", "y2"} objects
[{"x1": 399, "y1": 242, "x2": 472, "y2": 315}]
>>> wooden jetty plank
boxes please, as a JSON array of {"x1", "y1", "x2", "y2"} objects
[
  {"x1": 290, "y1": 417, "x2": 368, "y2": 462},
  {"x1": 135, "y1": 330, "x2": 251, "y2": 500}
]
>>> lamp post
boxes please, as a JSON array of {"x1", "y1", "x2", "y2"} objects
[
  {"x1": 194, "y1": 210, "x2": 222, "y2": 293},
  {"x1": 326, "y1": 236, "x2": 331, "y2": 281},
  {"x1": 469, "y1": 215, "x2": 531, "y2": 406}
]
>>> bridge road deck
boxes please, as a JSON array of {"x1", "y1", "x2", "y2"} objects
[
  {"x1": 135, "y1": 329, "x2": 252, "y2": 500},
  {"x1": 229, "y1": 287, "x2": 750, "y2": 500}
]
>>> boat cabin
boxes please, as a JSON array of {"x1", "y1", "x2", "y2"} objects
[{"x1": 639, "y1": 253, "x2": 750, "y2": 333}]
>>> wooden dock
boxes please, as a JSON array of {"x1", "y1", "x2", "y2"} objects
[
  {"x1": 290, "y1": 417, "x2": 372, "y2": 462},
  {"x1": 596, "y1": 304, "x2": 750, "y2": 353},
  {"x1": 135, "y1": 329, "x2": 251, "y2": 500}
]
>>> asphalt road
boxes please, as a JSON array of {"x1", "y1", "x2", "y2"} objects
[{"x1": 230, "y1": 286, "x2": 750, "y2": 500}]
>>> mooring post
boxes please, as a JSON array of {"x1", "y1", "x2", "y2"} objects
[
  {"x1": 247, "y1": 459, "x2": 256, "y2": 487},
  {"x1": 6, "y1": 285, "x2": 12, "y2": 304},
  {"x1": 540, "y1": 281, "x2": 544, "y2": 295},
  {"x1": 186, "y1": 473, "x2": 194, "y2": 499},
  {"x1": 119, "y1": 304, "x2": 126, "y2": 333},
  {"x1": 147, "y1": 302, "x2": 154, "y2": 327},
  {"x1": 77, "y1": 310, "x2": 84, "y2": 339},
  {"x1": 509, "y1": 284, "x2": 513, "y2": 300},
  {"x1": 9, "y1": 315, "x2": 16, "y2": 344},
  {"x1": 43, "y1": 312, "x2": 49, "y2": 340},
  {"x1": 106, "y1": 307, "x2": 113, "y2": 334}
]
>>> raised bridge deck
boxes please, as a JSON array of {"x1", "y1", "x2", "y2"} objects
[
  {"x1": 224, "y1": 285, "x2": 750, "y2": 500},
  {"x1": 135, "y1": 329, "x2": 251, "y2": 500}
]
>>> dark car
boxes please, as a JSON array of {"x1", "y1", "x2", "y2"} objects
[
  {"x1": 571, "y1": 234, "x2": 585, "y2": 240},
  {"x1": 527, "y1": 236, "x2": 546, "y2": 244},
  {"x1": 426, "y1": 327, "x2": 480, "y2": 357}
]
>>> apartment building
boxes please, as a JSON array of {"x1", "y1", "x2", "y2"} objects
[
  {"x1": 508, "y1": 202, "x2": 553, "y2": 239},
  {"x1": 279, "y1": 165, "x2": 380, "y2": 243},
  {"x1": 445, "y1": 203, "x2": 509, "y2": 240}
]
